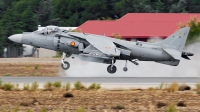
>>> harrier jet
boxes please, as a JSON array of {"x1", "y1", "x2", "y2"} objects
[{"x1": 8, "y1": 26, "x2": 193, "y2": 74}]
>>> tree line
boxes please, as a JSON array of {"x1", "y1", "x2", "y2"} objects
[{"x1": 0, "y1": 0, "x2": 200, "y2": 55}]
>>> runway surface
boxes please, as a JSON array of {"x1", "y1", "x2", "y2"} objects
[
  {"x1": 1, "y1": 77, "x2": 200, "y2": 83},
  {"x1": 1, "y1": 77, "x2": 200, "y2": 89}
]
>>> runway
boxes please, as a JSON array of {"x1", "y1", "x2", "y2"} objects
[
  {"x1": 2, "y1": 77, "x2": 200, "y2": 83},
  {"x1": 1, "y1": 77, "x2": 200, "y2": 89}
]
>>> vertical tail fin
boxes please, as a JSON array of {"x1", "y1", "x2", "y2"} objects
[{"x1": 155, "y1": 27, "x2": 190, "y2": 51}]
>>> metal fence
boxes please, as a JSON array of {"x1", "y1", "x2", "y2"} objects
[{"x1": 2, "y1": 47, "x2": 23, "y2": 58}]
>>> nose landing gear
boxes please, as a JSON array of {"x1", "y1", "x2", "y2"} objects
[{"x1": 61, "y1": 53, "x2": 70, "y2": 70}]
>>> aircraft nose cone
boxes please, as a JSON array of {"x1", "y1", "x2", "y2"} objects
[{"x1": 8, "y1": 34, "x2": 22, "y2": 43}]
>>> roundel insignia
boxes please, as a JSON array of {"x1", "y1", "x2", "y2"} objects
[{"x1": 70, "y1": 41, "x2": 75, "y2": 47}]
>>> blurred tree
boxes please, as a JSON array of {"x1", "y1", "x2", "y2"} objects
[
  {"x1": 22, "y1": 6, "x2": 38, "y2": 32},
  {"x1": 155, "y1": 0, "x2": 165, "y2": 12},
  {"x1": 179, "y1": 17, "x2": 200, "y2": 44},
  {"x1": 185, "y1": 0, "x2": 200, "y2": 12},
  {"x1": 114, "y1": 0, "x2": 152, "y2": 16},
  {"x1": 170, "y1": 0, "x2": 187, "y2": 12},
  {"x1": 35, "y1": 0, "x2": 61, "y2": 26},
  {"x1": 0, "y1": 8, "x2": 23, "y2": 54}
]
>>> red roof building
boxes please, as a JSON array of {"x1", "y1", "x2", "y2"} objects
[{"x1": 76, "y1": 13, "x2": 200, "y2": 40}]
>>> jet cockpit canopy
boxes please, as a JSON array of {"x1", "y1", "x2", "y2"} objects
[{"x1": 37, "y1": 25, "x2": 60, "y2": 35}]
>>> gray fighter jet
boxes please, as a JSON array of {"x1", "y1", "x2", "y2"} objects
[{"x1": 8, "y1": 26, "x2": 193, "y2": 74}]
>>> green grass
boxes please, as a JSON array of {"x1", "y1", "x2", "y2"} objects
[
  {"x1": 159, "y1": 82, "x2": 164, "y2": 89},
  {"x1": 76, "y1": 106, "x2": 86, "y2": 112},
  {"x1": 53, "y1": 81, "x2": 62, "y2": 88},
  {"x1": 2, "y1": 82, "x2": 14, "y2": 91},
  {"x1": 17, "y1": 74, "x2": 25, "y2": 76},
  {"x1": 26, "y1": 108, "x2": 33, "y2": 112},
  {"x1": 0, "y1": 78, "x2": 2, "y2": 87},
  {"x1": 167, "y1": 82, "x2": 179, "y2": 92},
  {"x1": 65, "y1": 82, "x2": 70, "y2": 91},
  {"x1": 23, "y1": 83, "x2": 30, "y2": 90},
  {"x1": 88, "y1": 83, "x2": 101, "y2": 90},
  {"x1": 40, "y1": 107, "x2": 47, "y2": 112},
  {"x1": 30, "y1": 81, "x2": 39, "y2": 91},
  {"x1": 166, "y1": 103, "x2": 177, "y2": 112},
  {"x1": 196, "y1": 91, "x2": 200, "y2": 94},
  {"x1": 147, "y1": 87, "x2": 156, "y2": 91},
  {"x1": 34, "y1": 65, "x2": 39, "y2": 70},
  {"x1": 4, "y1": 74, "x2": 11, "y2": 76},
  {"x1": 26, "y1": 65, "x2": 30, "y2": 68},
  {"x1": 111, "y1": 105, "x2": 125, "y2": 110},
  {"x1": 74, "y1": 80, "x2": 86, "y2": 90},
  {"x1": 44, "y1": 81, "x2": 53, "y2": 90},
  {"x1": 12, "y1": 106, "x2": 20, "y2": 112},
  {"x1": 196, "y1": 82, "x2": 200, "y2": 91}
]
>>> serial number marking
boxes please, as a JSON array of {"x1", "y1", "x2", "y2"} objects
[{"x1": 163, "y1": 44, "x2": 177, "y2": 49}]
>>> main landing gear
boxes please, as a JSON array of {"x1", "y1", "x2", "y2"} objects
[
  {"x1": 107, "y1": 58, "x2": 117, "y2": 74},
  {"x1": 107, "y1": 59, "x2": 139, "y2": 74},
  {"x1": 61, "y1": 53, "x2": 70, "y2": 70}
]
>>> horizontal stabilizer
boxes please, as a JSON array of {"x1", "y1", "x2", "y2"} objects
[
  {"x1": 162, "y1": 48, "x2": 182, "y2": 60},
  {"x1": 182, "y1": 52, "x2": 194, "y2": 56},
  {"x1": 181, "y1": 55, "x2": 190, "y2": 60},
  {"x1": 181, "y1": 51, "x2": 194, "y2": 60}
]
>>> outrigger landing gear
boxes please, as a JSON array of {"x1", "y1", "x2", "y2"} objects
[
  {"x1": 61, "y1": 52, "x2": 70, "y2": 70},
  {"x1": 107, "y1": 58, "x2": 117, "y2": 74},
  {"x1": 123, "y1": 60, "x2": 128, "y2": 72},
  {"x1": 122, "y1": 59, "x2": 139, "y2": 72}
]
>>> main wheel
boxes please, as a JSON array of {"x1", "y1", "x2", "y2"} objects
[
  {"x1": 107, "y1": 65, "x2": 117, "y2": 74},
  {"x1": 123, "y1": 67, "x2": 128, "y2": 72},
  {"x1": 61, "y1": 61, "x2": 70, "y2": 70}
]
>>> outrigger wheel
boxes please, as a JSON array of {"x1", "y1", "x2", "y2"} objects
[
  {"x1": 123, "y1": 67, "x2": 128, "y2": 72},
  {"x1": 61, "y1": 61, "x2": 70, "y2": 70},
  {"x1": 107, "y1": 65, "x2": 117, "y2": 74},
  {"x1": 123, "y1": 60, "x2": 128, "y2": 72}
]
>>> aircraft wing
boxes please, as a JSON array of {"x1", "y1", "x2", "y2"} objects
[
  {"x1": 68, "y1": 32, "x2": 121, "y2": 57},
  {"x1": 162, "y1": 48, "x2": 182, "y2": 60}
]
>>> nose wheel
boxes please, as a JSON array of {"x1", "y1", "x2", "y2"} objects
[{"x1": 61, "y1": 52, "x2": 70, "y2": 70}]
